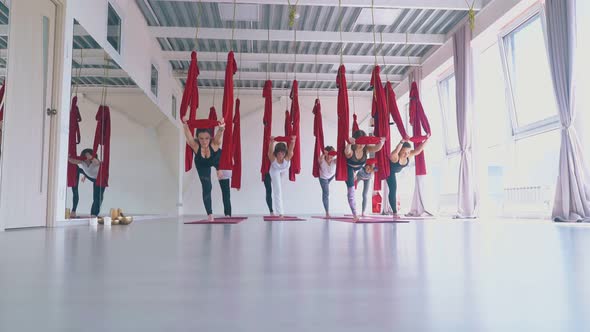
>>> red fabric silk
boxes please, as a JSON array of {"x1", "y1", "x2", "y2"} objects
[
  {"x1": 0, "y1": 81, "x2": 5, "y2": 121},
  {"x1": 67, "y1": 96, "x2": 82, "y2": 187},
  {"x1": 409, "y1": 82, "x2": 432, "y2": 175},
  {"x1": 335, "y1": 65, "x2": 350, "y2": 182},
  {"x1": 274, "y1": 136, "x2": 291, "y2": 143},
  {"x1": 312, "y1": 98, "x2": 325, "y2": 178},
  {"x1": 219, "y1": 51, "x2": 237, "y2": 170},
  {"x1": 289, "y1": 80, "x2": 301, "y2": 182},
  {"x1": 352, "y1": 113, "x2": 360, "y2": 133},
  {"x1": 261, "y1": 80, "x2": 273, "y2": 181},
  {"x1": 207, "y1": 106, "x2": 217, "y2": 136},
  {"x1": 92, "y1": 105, "x2": 111, "y2": 187},
  {"x1": 355, "y1": 136, "x2": 382, "y2": 145},
  {"x1": 180, "y1": 52, "x2": 199, "y2": 172},
  {"x1": 370, "y1": 66, "x2": 390, "y2": 191},
  {"x1": 187, "y1": 119, "x2": 219, "y2": 129},
  {"x1": 231, "y1": 99, "x2": 241, "y2": 189},
  {"x1": 385, "y1": 82, "x2": 410, "y2": 140}
]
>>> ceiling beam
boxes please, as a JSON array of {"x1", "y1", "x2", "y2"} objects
[
  {"x1": 74, "y1": 68, "x2": 129, "y2": 78},
  {"x1": 149, "y1": 27, "x2": 445, "y2": 45},
  {"x1": 165, "y1": 51, "x2": 422, "y2": 66},
  {"x1": 151, "y1": 0, "x2": 483, "y2": 11},
  {"x1": 174, "y1": 70, "x2": 403, "y2": 83}
]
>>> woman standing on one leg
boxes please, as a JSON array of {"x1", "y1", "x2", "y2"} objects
[
  {"x1": 263, "y1": 173, "x2": 274, "y2": 216},
  {"x1": 318, "y1": 146, "x2": 337, "y2": 218},
  {"x1": 216, "y1": 168, "x2": 233, "y2": 217},
  {"x1": 387, "y1": 139, "x2": 428, "y2": 217},
  {"x1": 344, "y1": 130, "x2": 385, "y2": 221},
  {"x1": 182, "y1": 116, "x2": 228, "y2": 221},
  {"x1": 355, "y1": 163, "x2": 376, "y2": 217},
  {"x1": 68, "y1": 148, "x2": 105, "y2": 217},
  {"x1": 268, "y1": 136, "x2": 296, "y2": 218}
]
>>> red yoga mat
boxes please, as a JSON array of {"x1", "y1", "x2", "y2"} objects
[
  {"x1": 330, "y1": 217, "x2": 410, "y2": 223},
  {"x1": 263, "y1": 216, "x2": 306, "y2": 221},
  {"x1": 185, "y1": 217, "x2": 247, "y2": 224}
]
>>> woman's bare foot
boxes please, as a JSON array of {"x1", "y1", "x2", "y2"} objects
[
  {"x1": 270, "y1": 212, "x2": 275, "y2": 216},
  {"x1": 353, "y1": 215, "x2": 360, "y2": 222},
  {"x1": 325, "y1": 213, "x2": 331, "y2": 218},
  {"x1": 361, "y1": 213, "x2": 366, "y2": 217},
  {"x1": 279, "y1": 215, "x2": 284, "y2": 219},
  {"x1": 392, "y1": 213, "x2": 399, "y2": 219},
  {"x1": 208, "y1": 214, "x2": 214, "y2": 222},
  {"x1": 70, "y1": 211, "x2": 77, "y2": 219}
]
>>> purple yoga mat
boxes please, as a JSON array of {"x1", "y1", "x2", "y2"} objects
[{"x1": 185, "y1": 217, "x2": 247, "y2": 224}]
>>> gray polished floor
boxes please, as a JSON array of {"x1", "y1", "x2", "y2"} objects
[{"x1": 1, "y1": 216, "x2": 589, "y2": 332}]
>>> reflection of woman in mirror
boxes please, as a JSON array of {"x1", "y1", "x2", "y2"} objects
[
  {"x1": 68, "y1": 148, "x2": 105, "y2": 218},
  {"x1": 182, "y1": 116, "x2": 232, "y2": 221}
]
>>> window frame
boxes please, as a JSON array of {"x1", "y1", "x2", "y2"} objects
[
  {"x1": 436, "y1": 71, "x2": 461, "y2": 157},
  {"x1": 171, "y1": 95, "x2": 177, "y2": 119},
  {"x1": 106, "y1": 1, "x2": 123, "y2": 57},
  {"x1": 497, "y1": 4, "x2": 560, "y2": 140},
  {"x1": 150, "y1": 63, "x2": 159, "y2": 97}
]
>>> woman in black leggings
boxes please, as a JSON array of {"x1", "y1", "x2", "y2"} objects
[
  {"x1": 344, "y1": 130, "x2": 385, "y2": 221},
  {"x1": 68, "y1": 148, "x2": 105, "y2": 217},
  {"x1": 263, "y1": 173, "x2": 274, "y2": 215},
  {"x1": 182, "y1": 117, "x2": 231, "y2": 221},
  {"x1": 387, "y1": 139, "x2": 428, "y2": 216}
]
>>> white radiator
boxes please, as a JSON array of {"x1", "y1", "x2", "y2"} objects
[{"x1": 502, "y1": 186, "x2": 552, "y2": 218}]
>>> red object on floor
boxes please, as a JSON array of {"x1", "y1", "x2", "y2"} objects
[
  {"x1": 231, "y1": 98, "x2": 242, "y2": 189},
  {"x1": 409, "y1": 82, "x2": 431, "y2": 175},
  {"x1": 180, "y1": 52, "x2": 200, "y2": 172},
  {"x1": 261, "y1": 80, "x2": 273, "y2": 181},
  {"x1": 372, "y1": 192, "x2": 382, "y2": 213},
  {"x1": 67, "y1": 96, "x2": 82, "y2": 187},
  {"x1": 289, "y1": 80, "x2": 301, "y2": 182},
  {"x1": 219, "y1": 51, "x2": 237, "y2": 171},
  {"x1": 352, "y1": 113, "x2": 360, "y2": 132},
  {"x1": 330, "y1": 217, "x2": 410, "y2": 223},
  {"x1": 312, "y1": 98, "x2": 325, "y2": 178},
  {"x1": 93, "y1": 105, "x2": 111, "y2": 187},
  {"x1": 335, "y1": 65, "x2": 350, "y2": 182},
  {"x1": 371, "y1": 66, "x2": 391, "y2": 191},
  {"x1": 185, "y1": 217, "x2": 247, "y2": 224}
]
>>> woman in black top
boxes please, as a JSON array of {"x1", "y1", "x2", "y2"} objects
[
  {"x1": 387, "y1": 139, "x2": 428, "y2": 216},
  {"x1": 344, "y1": 130, "x2": 385, "y2": 221},
  {"x1": 182, "y1": 116, "x2": 231, "y2": 221}
]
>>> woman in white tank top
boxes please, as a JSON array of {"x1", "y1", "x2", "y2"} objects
[{"x1": 267, "y1": 136, "x2": 296, "y2": 217}]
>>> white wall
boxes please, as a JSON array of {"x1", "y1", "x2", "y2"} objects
[
  {"x1": 66, "y1": 96, "x2": 177, "y2": 216},
  {"x1": 182, "y1": 92, "x2": 378, "y2": 216}
]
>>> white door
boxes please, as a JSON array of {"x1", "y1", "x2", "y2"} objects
[{"x1": 0, "y1": 0, "x2": 56, "y2": 228}]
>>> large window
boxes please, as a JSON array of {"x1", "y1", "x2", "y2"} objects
[
  {"x1": 171, "y1": 95, "x2": 177, "y2": 119},
  {"x1": 437, "y1": 74, "x2": 460, "y2": 154},
  {"x1": 151, "y1": 64, "x2": 158, "y2": 97},
  {"x1": 501, "y1": 14, "x2": 558, "y2": 131},
  {"x1": 107, "y1": 3, "x2": 122, "y2": 53}
]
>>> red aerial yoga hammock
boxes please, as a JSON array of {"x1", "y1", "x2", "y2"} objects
[
  {"x1": 208, "y1": 106, "x2": 217, "y2": 136},
  {"x1": 335, "y1": 65, "x2": 350, "y2": 182},
  {"x1": 354, "y1": 136, "x2": 382, "y2": 145},
  {"x1": 370, "y1": 66, "x2": 391, "y2": 191},
  {"x1": 67, "y1": 96, "x2": 82, "y2": 187},
  {"x1": 289, "y1": 80, "x2": 301, "y2": 182},
  {"x1": 93, "y1": 105, "x2": 111, "y2": 187},
  {"x1": 352, "y1": 113, "x2": 360, "y2": 133},
  {"x1": 312, "y1": 98, "x2": 325, "y2": 178},
  {"x1": 231, "y1": 98, "x2": 241, "y2": 189},
  {"x1": 273, "y1": 136, "x2": 292, "y2": 143},
  {"x1": 408, "y1": 82, "x2": 432, "y2": 175},
  {"x1": 261, "y1": 80, "x2": 273, "y2": 181},
  {"x1": 187, "y1": 119, "x2": 219, "y2": 129},
  {"x1": 180, "y1": 51, "x2": 200, "y2": 172},
  {"x1": 218, "y1": 51, "x2": 237, "y2": 171}
]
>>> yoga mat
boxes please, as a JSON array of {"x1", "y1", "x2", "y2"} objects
[
  {"x1": 331, "y1": 217, "x2": 410, "y2": 224},
  {"x1": 263, "y1": 216, "x2": 306, "y2": 221},
  {"x1": 185, "y1": 217, "x2": 247, "y2": 224},
  {"x1": 312, "y1": 215, "x2": 353, "y2": 220}
]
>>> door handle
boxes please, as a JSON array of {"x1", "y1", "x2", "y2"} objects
[{"x1": 46, "y1": 108, "x2": 57, "y2": 116}]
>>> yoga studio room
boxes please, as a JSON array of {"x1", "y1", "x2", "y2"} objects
[{"x1": 0, "y1": 0, "x2": 589, "y2": 330}]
